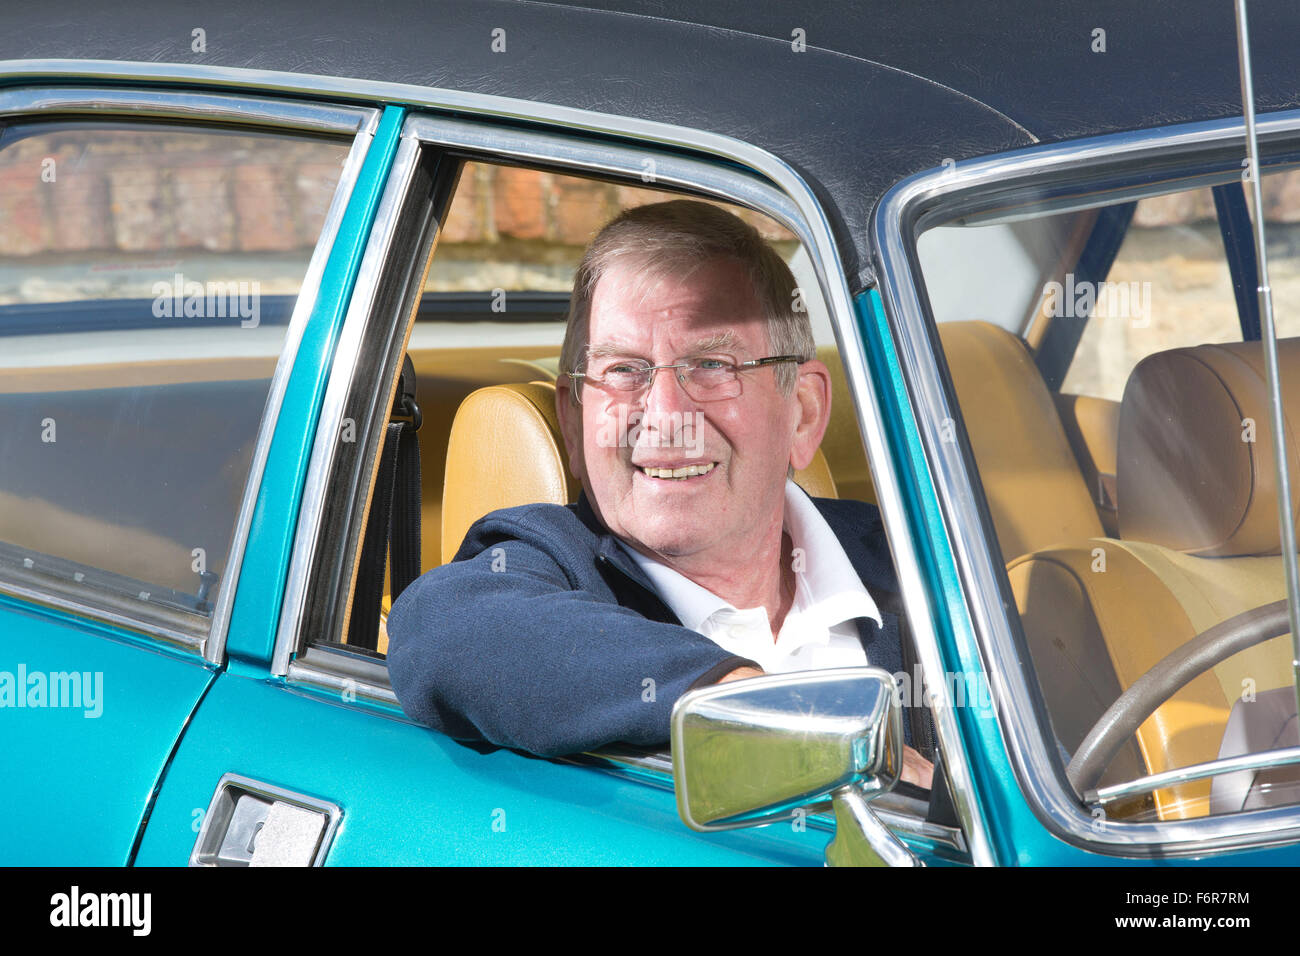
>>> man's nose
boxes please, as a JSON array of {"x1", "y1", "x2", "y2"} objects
[
  {"x1": 634, "y1": 365, "x2": 698, "y2": 448},
  {"x1": 641, "y1": 364, "x2": 697, "y2": 415}
]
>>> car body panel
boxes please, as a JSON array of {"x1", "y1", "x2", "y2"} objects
[
  {"x1": 135, "y1": 673, "x2": 831, "y2": 866},
  {"x1": 0, "y1": 593, "x2": 216, "y2": 865}
]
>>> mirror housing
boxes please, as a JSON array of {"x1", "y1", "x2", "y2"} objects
[{"x1": 670, "y1": 666, "x2": 902, "y2": 829}]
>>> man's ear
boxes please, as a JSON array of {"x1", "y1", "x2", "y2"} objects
[
  {"x1": 789, "y1": 358, "x2": 832, "y2": 472},
  {"x1": 554, "y1": 377, "x2": 588, "y2": 484}
]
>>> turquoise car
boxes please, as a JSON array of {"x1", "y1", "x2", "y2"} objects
[{"x1": 4, "y1": 0, "x2": 1300, "y2": 867}]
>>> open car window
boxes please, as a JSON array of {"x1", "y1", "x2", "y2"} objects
[
  {"x1": 914, "y1": 163, "x2": 1300, "y2": 829},
  {"x1": 281, "y1": 135, "x2": 949, "y2": 839}
]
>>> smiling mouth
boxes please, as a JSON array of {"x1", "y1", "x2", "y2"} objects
[{"x1": 638, "y1": 462, "x2": 717, "y2": 480}]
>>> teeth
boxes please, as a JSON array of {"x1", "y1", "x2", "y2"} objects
[{"x1": 640, "y1": 462, "x2": 716, "y2": 479}]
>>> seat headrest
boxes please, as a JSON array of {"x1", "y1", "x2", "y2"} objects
[
  {"x1": 1118, "y1": 339, "x2": 1300, "y2": 556},
  {"x1": 441, "y1": 381, "x2": 838, "y2": 564},
  {"x1": 441, "y1": 382, "x2": 576, "y2": 564}
]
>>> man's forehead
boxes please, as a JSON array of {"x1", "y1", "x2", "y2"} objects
[
  {"x1": 599, "y1": 254, "x2": 762, "y2": 311},
  {"x1": 586, "y1": 257, "x2": 768, "y2": 351},
  {"x1": 587, "y1": 329, "x2": 739, "y2": 358}
]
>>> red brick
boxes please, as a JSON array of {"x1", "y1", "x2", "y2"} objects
[
  {"x1": 493, "y1": 166, "x2": 547, "y2": 240},
  {"x1": 233, "y1": 163, "x2": 298, "y2": 252},
  {"x1": 295, "y1": 160, "x2": 344, "y2": 245},
  {"x1": 552, "y1": 178, "x2": 612, "y2": 244},
  {"x1": 108, "y1": 165, "x2": 167, "y2": 252},
  {"x1": 49, "y1": 167, "x2": 111, "y2": 252},
  {"x1": 1263, "y1": 170, "x2": 1300, "y2": 224},
  {"x1": 171, "y1": 161, "x2": 235, "y2": 252},
  {"x1": 1132, "y1": 189, "x2": 1216, "y2": 227},
  {"x1": 442, "y1": 164, "x2": 491, "y2": 244},
  {"x1": 0, "y1": 162, "x2": 47, "y2": 255}
]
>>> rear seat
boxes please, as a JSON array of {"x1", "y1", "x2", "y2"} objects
[{"x1": 1008, "y1": 338, "x2": 1300, "y2": 819}]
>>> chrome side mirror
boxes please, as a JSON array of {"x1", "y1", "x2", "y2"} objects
[{"x1": 670, "y1": 667, "x2": 920, "y2": 866}]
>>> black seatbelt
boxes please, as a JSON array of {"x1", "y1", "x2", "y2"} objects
[{"x1": 348, "y1": 354, "x2": 422, "y2": 652}]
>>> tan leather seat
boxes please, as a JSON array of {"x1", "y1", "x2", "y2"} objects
[
  {"x1": 440, "y1": 380, "x2": 837, "y2": 564},
  {"x1": 441, "y1": 382, "x2": 578, "y2": 564},
  {"x1": 1010, "y1": 339, "x2": 1300, "y2": 819},
  {"x1": 815, "y1": 345, "x2": 875, "y2": 504},
  {"x1": 938, "y1": 321, "x2": 1105, "y2": 563}
]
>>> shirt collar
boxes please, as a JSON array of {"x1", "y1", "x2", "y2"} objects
[{"x1": 782, "y1": 480, "x2": 883, "y2": 630}]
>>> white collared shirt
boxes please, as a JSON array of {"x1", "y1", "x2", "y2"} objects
[{"x1": 622, "y1": 479, "x2": 882, "y2": 674}]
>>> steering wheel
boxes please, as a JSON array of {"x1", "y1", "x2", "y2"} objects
[{"x1": 1066, "y1": 599, "x2": 1292, "y2": 796}]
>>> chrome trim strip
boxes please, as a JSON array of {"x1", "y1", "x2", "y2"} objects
[
  {"x1": 1090, "y1": 747, "x2": 1300, "y2": 806},
  {"x1": 0, "y1": 580, "x2": 201, "y2": 653},
  {"x1": 0, "y1": 85, "x2": 367, "y2": 132},
  {"x1": 874, "y1": 106, "x2": 1300, "y2": 856},
  {"x1": 0, "y1": 84, "x2": 378, "y2": 663},
  {"x1": 270, "y1": 135, "x2": 422, "y2": 677},
  {"x1": 286, "y1": 646, "x2": 400, "y2": 709}
]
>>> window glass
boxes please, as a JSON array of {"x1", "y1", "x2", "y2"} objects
[
  {"x1": 0, "y1": 121, "x2": 348, "y2": 622},
  {"x1": 1062, "y1": 189, "x2": 1239, "y2": 401},
  {"x1": 915, "y1": 169, "x2": 1300, "y2": 824},
  {"x1": 917, "y1": 214, "x2": 1088, "y2": 334}
]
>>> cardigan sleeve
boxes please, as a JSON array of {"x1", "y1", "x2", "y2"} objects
[{"x1": 385, "y1": 511, "x2": 754, "y2": 757}]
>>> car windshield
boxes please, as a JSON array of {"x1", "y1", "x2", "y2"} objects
[{"x1": 916, "y1": 166, "x2": 1300, "y2": 825}]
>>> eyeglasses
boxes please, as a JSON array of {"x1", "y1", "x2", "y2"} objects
[{"x1": 567, "y1": 355, "x2": 805, "y2": 404}]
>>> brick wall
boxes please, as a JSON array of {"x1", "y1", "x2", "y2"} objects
[{"x1": 0, "y1": 128, "x2": 343, "y2": 258}]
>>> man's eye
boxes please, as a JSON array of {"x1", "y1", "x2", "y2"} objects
[
  {"x1": 695, "y1": 358, "x2": 728, "y2": 370},
  {"x1": 607, "y1": 363, "x2": 644, "y2": 375}
]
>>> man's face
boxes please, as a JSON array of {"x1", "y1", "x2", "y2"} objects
[{"x1": 556, "y1": 255, "x2": 830, "y2": 562}]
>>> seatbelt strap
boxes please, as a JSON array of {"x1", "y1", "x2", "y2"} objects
[
  {"x1": 388, "y1": 354, "x2": 423, "y2": 600},
  {"x1": 348, "y1": 356, "x2": 421, "y2": 651}
]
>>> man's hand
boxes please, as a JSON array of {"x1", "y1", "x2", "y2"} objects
[
  {"x1": 901, "y1": 746, "x2": 933, "y2": 790},
  {"x1": 717, "y1": 666, "x2": 933, "y2": 790},
  {"x1": 718, "y1": 665, "x2": 765, "y2": 682}
]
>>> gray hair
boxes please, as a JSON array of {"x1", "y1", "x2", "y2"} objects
[{"x1": 560, "y1": 200, "x2": 814, "y2": 402}]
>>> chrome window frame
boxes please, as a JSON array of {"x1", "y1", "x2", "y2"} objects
[
  {"x1": 0, "y1": 85, "x2": 379, "y2": 663},
  {"x1": 874, "y1": 107, "x2": 1300, "y2": 856},
  {"x1": 266, "y1": 103, "x2": 983, "y2": 861}
]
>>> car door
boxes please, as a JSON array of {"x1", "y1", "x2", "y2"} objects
[
  {"x1": 0, "y1": 88, "x2": 373, "y2": 863},
  {"x1": 133, "y1": 101, "x2": 969, "y2": 866}
]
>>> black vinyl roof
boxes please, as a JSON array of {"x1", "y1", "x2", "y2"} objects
[{"x1": 3, "y1": 0, "x2": 1299, "y2": 290}]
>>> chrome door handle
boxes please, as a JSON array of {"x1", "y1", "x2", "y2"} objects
[{"x1": 191, "y1": 774, "x2": 341, "y2": 867}]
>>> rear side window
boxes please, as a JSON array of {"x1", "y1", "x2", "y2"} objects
[{"x1": 0, "y1": 121, "x2": 348, "y2": 632}]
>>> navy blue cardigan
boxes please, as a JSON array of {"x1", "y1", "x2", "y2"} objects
[{"x1": 386, "y1": 492, "x2": 908, "y2": 757}]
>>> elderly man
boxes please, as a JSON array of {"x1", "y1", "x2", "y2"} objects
[{"x1": 387, "y1": 200, "x2": 932, "y2": 788}]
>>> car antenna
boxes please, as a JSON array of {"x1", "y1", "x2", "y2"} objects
[{"x1": 1234, "y1": 0, "x2": 1300, "y2": 722}]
